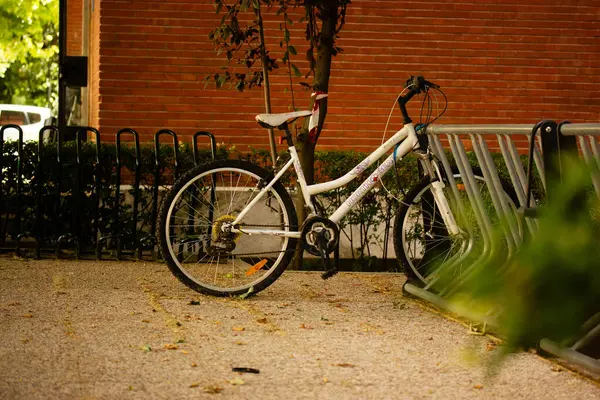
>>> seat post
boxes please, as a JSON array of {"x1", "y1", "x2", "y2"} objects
[{"x1": 280, "y1": 123, "x2": 294, "y2": 147}]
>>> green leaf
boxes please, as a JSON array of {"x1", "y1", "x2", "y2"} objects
[
  {"x1": 284, "y1": 29, "x2": 290, "y2": 42},
  {"x1": 288, "y1": 45, "x2": 297, "y2": 55},
  {"x1": 291, "y1": 64, "x2": 301, "y2": 77}
]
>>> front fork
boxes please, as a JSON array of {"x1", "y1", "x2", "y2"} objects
[{"x1": 418, "y1": 154, "x2": 461, "y2": 236}]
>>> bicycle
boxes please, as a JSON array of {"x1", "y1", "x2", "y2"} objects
[{"x1": 158, "y1": 76, "x2": 519, "y2": 296}]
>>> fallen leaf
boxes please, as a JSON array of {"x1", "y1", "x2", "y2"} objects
[
  {"x1": 140, "y1": 345, "x2": 152, "y2": 352},
  {"x1": 322, "y1": 377, "x2": 329, "y2": 384},
  {"x1": 474, "y1": 384, "x2": 483, "y2": 389},
  {"x1": 228, "y1": 377, "x2": 245, "y2": 386},
  {"x1": 300, "y1": 323, "x2": 313, "y2": 329},
  {"x1": 180, "y1": 350, "x2": 189, "y2": 355},
  {"x1": 256, "y1": 318, "x2": 268, "y2": 324},
  {"x1": 188, "y1": 300, "x2": 201, "y2": 305},
  {"x1": 164, "y1": 344, "x2": 179, "y2": 350},
  {"x1": 246, "y1": 259, "x2": 268, "y2": 276},
  {"x1": 141, "y1": 319, "x2": 151, "y2": 323},
  {"x1": 204, "y1": 385, "x2": 223, "y2": 394},
  {"x1": 486, "y1": 342, "x2": 497, "y2": 351},
  {"x1": 333, "y1": 363, "x2": 355, "y2": 368},
  {"x1": 191, "y1": 362, "x2": 198, "y2": 367},
  {"x1": 190, "y1": 382, "x2": 200, "y2": 388},
  {"x1": 232, "y1": 327, "x2": 245, "y2": 332}
]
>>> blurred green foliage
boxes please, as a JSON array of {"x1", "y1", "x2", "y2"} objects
[
  {"x1": 0, "y1": 0, "x2": 58, "y2": 111},
  {"x1": 445, "y1": 157, "x2": 600, "y2": 352}
]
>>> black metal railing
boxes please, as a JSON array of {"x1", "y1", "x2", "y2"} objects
[{"x1": 0, "y1": 124, "x2": 217, "y2": 260}]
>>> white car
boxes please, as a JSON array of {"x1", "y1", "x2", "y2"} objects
[{"x1": 0, "y1": 104, "x2": 53, "y2": 142}]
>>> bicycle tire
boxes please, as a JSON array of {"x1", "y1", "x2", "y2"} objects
[
  {"x1": 393, "y1": 167, "x2": 519, "y2": 286},
  {"x1": 158, "y1": 159, "x2": 298, "y2": 296}
]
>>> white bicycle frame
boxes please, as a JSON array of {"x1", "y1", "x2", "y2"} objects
[{"x1": 230, "y1": 122, "x2": 461, "y2": 239}]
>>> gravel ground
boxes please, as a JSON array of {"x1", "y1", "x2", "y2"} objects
[{"x1": 0, "y1": 258, "x2": 598, "y2": 399}]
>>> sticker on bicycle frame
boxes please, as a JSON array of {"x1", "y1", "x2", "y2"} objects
[
  {"x1": 246, "y1": 259, "x2": 268, "y2": 276},
  {"x1": 345, "y1": 157, "x2": 395, "y2": 208},
  {"x1": 293, "y1": 157, "x2": 306, "y2": 183},
  {"x1": 351, "y1": 158, "x2": 371, "y2": 176}
]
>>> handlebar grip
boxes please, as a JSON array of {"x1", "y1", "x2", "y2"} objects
[{"x1": 404, "y1": 76, "x2": 440, "y2": 91}]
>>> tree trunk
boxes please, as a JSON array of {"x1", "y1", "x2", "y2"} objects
[
  {"x1": 256, "y1": 4, "x2": 278, "y2": 168},
  {"x1": 292, "y1": 1, "x2": 339, "y2": 269}
]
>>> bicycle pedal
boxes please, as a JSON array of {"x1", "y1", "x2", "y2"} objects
[{"x1": 321, "y1": 268, "x2": 338, "y2": 280}]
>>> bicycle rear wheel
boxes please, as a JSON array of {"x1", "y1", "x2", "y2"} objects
[
  {"x1": 394, "y1": 167, "x2": 519, "y2": 286},
  {"x1": 158, "y1": 160, "x2": 298, "y2": 296}
]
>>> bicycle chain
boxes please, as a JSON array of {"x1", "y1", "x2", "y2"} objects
[{"x1": 221, "y1": 223, "x2": 298, "y2": 257}]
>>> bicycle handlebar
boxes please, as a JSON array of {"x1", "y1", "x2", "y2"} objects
[{"x1": 397, "y1": 76, "x2": 440, "y2": 124}]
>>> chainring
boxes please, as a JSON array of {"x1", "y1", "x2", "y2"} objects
[{"x1": 300, "y1": 216, "x2": 340, "y2": 256}]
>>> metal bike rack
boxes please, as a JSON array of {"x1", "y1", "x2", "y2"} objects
[
  {"x1": 0, "y1": 125, "x2": 24, "y2": 249},
  {"x1": 405, "y1": 124, "x2": 544, "y2": 299},
  {"x1": 56, "y1": 127, "x2": 87, "y2": 258},
  {"x1": 98, "y1": 128, "x2": 141, "y2": 260},
  {"x1": 138, "y1": 129, "x2": 180, "y2": 259},
  {"x1": 404, "y1": 122, "x2": 600, "y2": 376},
  {"x1": 16, "y1": 126, "x2": 60, "y2": 258},
  {"x1": 535, "y1": 123, "x2": 600, "y2": 375}
]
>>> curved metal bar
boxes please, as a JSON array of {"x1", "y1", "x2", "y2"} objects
[
  {"x1": 118, "y1": 128, "x2": 141, "y2": 259},
  {"x1": 75, "y1": 127, "x2": 102, "y2": 259},
  {"x1": 57, "y1": 127, "x2": 84, "y2": 259},
  {"x1": 142, "y1": 129, "x2": 180, "y2": 257},
  {"x1": 0, "y1": 125, "x2": 23, "y2": 249},
  {"x1": 191, "y1": 131, "x2": 217, "y2": 259},
  {"x1": 525, "y1": 121, "x2": 550, "y2": 208},
  {"x1": 30, "y1": 126, "x2": 60, "y2": 258},
  {"x1": 193, "y1": 131, "x2": 216, "y2": 165}
]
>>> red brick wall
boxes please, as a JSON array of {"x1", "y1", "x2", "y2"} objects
[
  {"x1": 66, "y1": 0, "x2": 84, "y2": 55},
  {"x1": 88, "y1": 0, "x2": 101, "y2": 128},
  {"x1": 93, "y1": 0, "x2": 600, "y2": 151}
]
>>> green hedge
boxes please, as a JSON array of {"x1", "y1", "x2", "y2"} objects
[{"x1": 0, "y1": 141, "x2": 541, "y2": 268}]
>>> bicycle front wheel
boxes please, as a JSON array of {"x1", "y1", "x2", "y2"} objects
[
  {"x1": 393, "y1": 167, "x2": 520, "y2": 286},
  {"x1": 158, "y1": 160, "x2": 298, "y2": 296}
]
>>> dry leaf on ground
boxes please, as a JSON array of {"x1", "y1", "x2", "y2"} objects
[
  {"x1": 204, "y1": 385, "x2": 223, "y2": 394},
  {"x1": 229, "y1": 377, "x2": 245, "y2": 385},
  {"x1": 164, "y1": 344, "x2": 179, "y2": 350}
]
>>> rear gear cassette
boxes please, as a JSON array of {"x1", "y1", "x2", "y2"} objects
[{"x1": 301, "y1": 216, "x2": 339, "y2": 256}]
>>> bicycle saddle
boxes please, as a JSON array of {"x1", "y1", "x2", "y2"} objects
[{"x1": 255, "y1": 110, "x2": 312, "y2": 129}]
